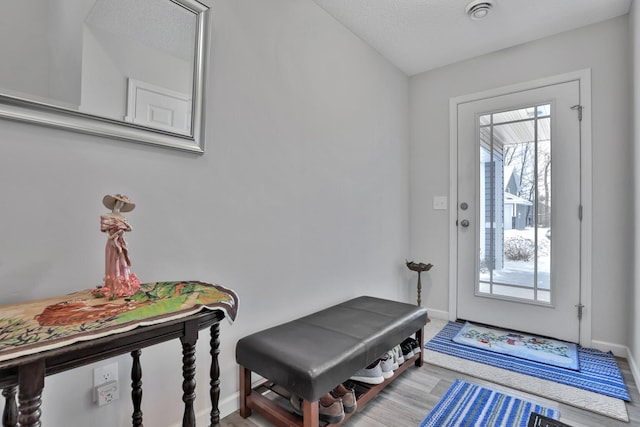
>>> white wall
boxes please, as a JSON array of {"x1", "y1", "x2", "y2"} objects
[
  {"x1": 0, "y1": 0, "x2": 409, "y2": 425},
  {"x1": 0, "y1": 2, "x2": 49, "y2": 99},
  {"x1": 0, "y1": 1, "x2": 91, "y2": 107},
  {"x1": 48, "y1": 0, "x2": 93, "y2": 106},
  {"x1": 630, "y1": 2, "x2": 640, "y2": 381},
  {"x1": 80, "y1": 27, "x2": 126, "y2": 120},
  {"x1": 410, "y1": 16, "x2": 632, "y2": 347},
  {"x1": 81, "y1": 25, "x2": 193, "y2": 120}
]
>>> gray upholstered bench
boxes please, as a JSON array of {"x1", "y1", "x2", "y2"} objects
[{"x1": 236, "y1": 296, "x2": 429, "y2": 427}]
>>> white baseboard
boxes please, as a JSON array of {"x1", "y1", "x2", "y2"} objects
[
  {"x1": 591, "y1": 340, "x2": 640, "y2": 396},
  {"x1": 168, "y1": 375, "x2": 267, "y2": 427},
  {"x1": 626, "y1": 347, "x2": 640, "y2": 394},
  {"x1": 426, "y1": 308, "x2": 448, "y2": 321},
  {"x1": 590, "y1": 339, "x2": 628, "y2": 358},
  {"x1": 219, "y1": 392, "x2": 241, "y2": 420},
  {"x1": 169, "y1": 393, "x2": 238, "y2": 427}
]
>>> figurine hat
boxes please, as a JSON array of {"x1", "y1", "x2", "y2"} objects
[{"x1": 103, "y1": 194, "x2": 135, "y2": 212}]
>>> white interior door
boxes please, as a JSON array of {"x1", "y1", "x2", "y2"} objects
[
  {"x1": 125, "y1": 78, "x2": 192, "y2": 135},
  {"x1": 456, "y1": 80, "x2": 582, "y2": 343}
]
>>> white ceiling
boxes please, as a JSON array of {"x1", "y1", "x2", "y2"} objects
[
  {"x1": 312, "y1": 0, "x2": 632, "y2": 76},
  {"x1": 85, "y1": 0, "x2": 195, "y2": 61}
]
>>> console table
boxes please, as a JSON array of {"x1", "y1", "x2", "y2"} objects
[{"x1": 0, "y1": 281, "x2": 238, "y2": 427}]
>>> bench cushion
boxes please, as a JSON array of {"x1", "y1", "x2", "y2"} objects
[{"x1": 236, "y1": 296, "x2": 429, "y2": 401}]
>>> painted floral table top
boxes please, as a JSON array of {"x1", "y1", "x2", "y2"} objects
[{"x1": 0, "y1": 281, "x2": 238, "y2": 363}]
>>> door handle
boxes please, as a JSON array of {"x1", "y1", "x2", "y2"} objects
[{"x1": 460, "y1": 219, "x2": 470, "y2": 228}]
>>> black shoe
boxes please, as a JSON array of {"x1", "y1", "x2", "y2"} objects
[
  {"x1": 400, "y1": 341, "x2": 414, "y2": 359},
  {"x1": 402, "y1": 337, "x2": 421, "y2": 355}
]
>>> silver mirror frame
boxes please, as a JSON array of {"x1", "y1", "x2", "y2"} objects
[{"x1": 0, "y1": 0, "x2": 209, "y2": 154}]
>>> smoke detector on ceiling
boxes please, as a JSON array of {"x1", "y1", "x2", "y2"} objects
[{"x1": 465, "y1": 0, "x2": 494, "y2": 20}]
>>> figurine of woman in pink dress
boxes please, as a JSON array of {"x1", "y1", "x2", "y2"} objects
[{"x1": 92, "y1": 194, "x2": 141, "y2": 300}]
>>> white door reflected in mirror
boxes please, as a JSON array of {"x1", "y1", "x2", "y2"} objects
[{"x1": 0, "y1": 0, "x2": 209, "y2": 152}]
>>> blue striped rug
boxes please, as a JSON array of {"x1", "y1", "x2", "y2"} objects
[
  {"x1": 426, "y1": 322, "x2": 630, "y2": 401},
  {"x1": 420, "y1": 379, "x2": 558, "y2": 427}
]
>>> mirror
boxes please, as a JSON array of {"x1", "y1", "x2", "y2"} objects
[{"x1": 0, "y1": 0, "x2": 209, "y2": 153}]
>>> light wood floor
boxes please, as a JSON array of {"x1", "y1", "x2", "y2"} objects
[{"x1": 222, "y1": 328, "x2": 640, "y2": 427}]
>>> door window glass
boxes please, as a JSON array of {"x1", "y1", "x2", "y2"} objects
[{"x1": 478, "y1": 104, "x2": 551, "y2": 303}]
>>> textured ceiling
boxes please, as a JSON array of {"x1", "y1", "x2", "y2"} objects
[
  {"x1": 85, "y1": 0, "x2": 196, "y2": 61},
  {"x1": 312, "y1": 0, "x2": 632, "y2": 76}
]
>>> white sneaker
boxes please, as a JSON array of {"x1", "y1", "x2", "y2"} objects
[
  {"x1": 379, "y1": 352, "x2": 394, "y2": 378},
  {"x1": 393, "y1": 345, "x2": 405, "y2": 366},
  {"x1": 350, "y1": 360, "x2": 385, "y2": 384},
  {"x1": 388, "y1": 349, "x2": 399, "y2": 370}
]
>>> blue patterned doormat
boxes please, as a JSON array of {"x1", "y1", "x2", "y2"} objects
[
  {"x1": 426, "y1": 322, "x2": 629, "y2": 401},
  {"x1": 453, "y1": 322, "x2": 579, "y2": 370},
  {"x1": 420, "y1": 379, "x2": 559, "y2": 427}
]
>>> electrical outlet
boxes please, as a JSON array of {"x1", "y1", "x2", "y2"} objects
[
  {"x1": 95, "y1": 381, "x2": 119, "y2": 406},
  {"x1": 93, "y1": 362, "x2": 118, "y2": 387}
]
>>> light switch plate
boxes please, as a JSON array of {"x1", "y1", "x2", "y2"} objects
[{"x1": 433, "y1": 196, "x2": 448, "y2": 210}]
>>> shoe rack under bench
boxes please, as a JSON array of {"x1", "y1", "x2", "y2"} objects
[{"x1": 238, "y1": 329, "x2": 424, "y2": 427}]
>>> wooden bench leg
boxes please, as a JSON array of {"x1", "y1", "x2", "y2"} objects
[
  {"x1": 302, "y1": 399, "x2": 319, "y2": 427},
  {"x1": 239, "y1": 365, "x2": 252, "y2": 418},
  {"x1": 414, "y1": 328, "x2": 424, "y2": 367}
]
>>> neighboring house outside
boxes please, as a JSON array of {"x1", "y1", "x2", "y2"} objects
[
  {"x1": 480, "y1": 161, "x2": 534, "y2": 274},
  {"x1": 504, "y1": 166, "x2": 533, "y2": 231},
  {"x1": 480, "y1": 147, "x2": 505, "y2": 271}
]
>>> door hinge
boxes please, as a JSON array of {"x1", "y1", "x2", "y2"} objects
[
  {"x1": 575, "y1": 303, "x2": 585, "y2": 320},
  {"x1": 578, "y1": 204, "x2": 583, "y2": 221},
  {"x1": 571, "y1": 104, "x2": 583, "y2": 122}
]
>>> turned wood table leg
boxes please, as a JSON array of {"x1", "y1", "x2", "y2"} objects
[
  {"x1": 238, "y1": 365, "x2": 251, "y2": 419},
  {"x1": 181, "y1": 319, "x2": 199, "y2": 427},
  {"x1": 131, "y1": 349, "x2": 143, "y2": 427},
  {"x1": 209, "y1": 323, "x2": 221, "y2": 427},
  {"x1": 2, "y1": 386, "x2": 17, "y2": 427},
  {"x1": 18, "y1": 360, "x2": 45, "y2": 427}
]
